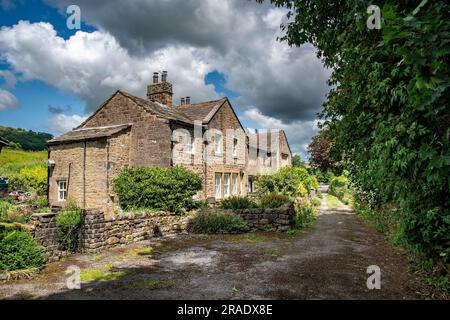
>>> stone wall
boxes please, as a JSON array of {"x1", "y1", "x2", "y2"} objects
[
  {"x1": 81, "y1": 210, "x2": 188, "y2": 253},
  {"x1": 29, "y1": 210, "x2": 189, "y2": 261},
  {"x1": 29, "y1": 212, "x2": 68, "y2": 262},
  {"x1": 207, "y1": 201, "x2": 295, "y2": 232}
]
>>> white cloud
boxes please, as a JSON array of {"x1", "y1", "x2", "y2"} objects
[
  {"x1": 0, "y1": 89, "x2": 18, "y2": 110},
  {"x1": 0, "y1": 1, "x2": 330, "y2": 154},
  {"x1": 0, "y1": 21, "x2": 218, "y2": 112},
  {"x1": 49, "y1": 114, "x2": 87, "y2": 134}
]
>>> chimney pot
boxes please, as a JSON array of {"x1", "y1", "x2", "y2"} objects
[
  {"x1": 181, "y1": 98, "x2": 185, "y2": 105},
  {"x1": 148, "y1": 71, "x2": 173, "y2": 107},
  {"x1": 161, "y1": 71, "x2": 168, "y2": 82},
  {"x1": 186, "y1": 96, "x2": 191, "y2": 105}
]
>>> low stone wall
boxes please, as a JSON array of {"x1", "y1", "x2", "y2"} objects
[
  {"x1": 81, "y1": 210, "x2": 188, "y2": 253},
  {"x1": 29, "y1": 202, "x2": 295, "y2": 261},
  {"x1": 208, "y1": 201, "x2": 295, "y2": 232},
  {"x1": 29, "y1": 212, "x2": 68, "y2": 261},
  {"x1": 29, "y1": 210, "x2": 189, "y2": 260}
]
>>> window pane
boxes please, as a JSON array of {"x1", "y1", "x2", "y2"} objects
[
  {"x1": 215, "y1": 133, "x2": 222, "y2": 153},
  {"x1": 215, "y1": 173, "x2": 222, "y2": 199},
  {"x1": 232, "y1": 174, "x2": 238, "y2": 195},
  {"x1": 224, "y1": 174, "x2": 230, "y2": 197}
]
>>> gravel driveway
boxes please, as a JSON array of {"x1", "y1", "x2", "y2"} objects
[{"x1": 0, "y1": 192, "x2": 426, "y2": 300}]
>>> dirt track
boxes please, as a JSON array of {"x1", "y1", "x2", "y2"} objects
[{"x1": 0, "y1": 191, "x2": 425, "y2": 300}]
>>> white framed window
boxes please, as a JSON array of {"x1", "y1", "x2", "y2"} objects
[
  {"x1": 214, "y1": 133, "x2": 222, "y2": 154},
  {"x1": 215, "y1": 173, "x2": 222, "y2": 199},
  {"x1": 58, "y1": 180, "x2": 67, "y2": 201},
  {"x1": 233, "y1": 138, "x2": 238, "y2": 158},
  {"x1": 232, "y1": 173, "x2": 238, "y2": 195},
  {"x1": 224, "y1": 173, "x2": 230, "y2": 198}
]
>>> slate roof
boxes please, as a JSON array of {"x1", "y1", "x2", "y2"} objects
[
  {"x1": 118, "y1": 91, "x2": 193, "y2": 124},
  {"x1": 48, "y1": 124, "x2": 132, "y2": 145},
  {"x1": 247, "y1": 130, "x2": 291, "y2": 154},
  {"x1": 177, "y1": 98, "x2": 227, "y2": 123}
]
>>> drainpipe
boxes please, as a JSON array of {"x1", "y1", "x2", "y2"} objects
[
  {"x1": 47, "y1": 147, "x2": 50, "y2": 203},
  {"x1": 83, "y1": 141, "x2": 86, "y2": 209}
]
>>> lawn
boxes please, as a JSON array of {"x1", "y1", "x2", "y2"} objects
[
  {"x1": 0, "y1": 148, "x2": 47, "y2": 176},
  {"x1": 325, "y1": 194, "x2": 343, "y2": 209}
]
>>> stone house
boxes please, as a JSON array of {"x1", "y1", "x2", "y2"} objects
[
  {"x1": 47, "y1": 72, "x2": 292, "y2": 217},
  {"x1": 0, "y1": 137, "x2": 8, "y2": 153},
  {"x1": 246, "y1": 130, "x2": 292, "y2": 193}
]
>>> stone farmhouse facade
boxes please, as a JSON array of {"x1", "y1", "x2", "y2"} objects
[{"x1": 47, "y1": 72, "x2": 292, "y2": 218}]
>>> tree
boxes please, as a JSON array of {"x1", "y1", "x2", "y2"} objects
[
  {"x1": 260, "y1": 0, "x2": 450, "y2": 262},
  {"x1": 307, "y1": 128, "x2": 338, "y2": 172},
  {"x1": 0, "y1": 126, "x2": 53, "y2": 151},
  {"x1": 291, "y1": 154, "x2": 304, "y2": 167}
]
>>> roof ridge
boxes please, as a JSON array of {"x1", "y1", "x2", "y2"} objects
[
  {"x1": 117, "y1": 90, "x2": 193, "y2": 124},
  {"x1": 178, "y1": 97, "x2": 227, "y2": 107}
]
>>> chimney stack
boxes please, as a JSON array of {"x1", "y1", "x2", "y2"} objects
[
  {"x1": 180, "y1": 97, "x2": 185, "y2": 106},
  {"x1": 185, "y1": 96, "x2": 191, "y2": 105},
  {"x1": 147, "y1": 71, "x2": 173, "y2": 107}
]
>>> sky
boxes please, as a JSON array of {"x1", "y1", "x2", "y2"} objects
[{"x1": 0, "y1": 0, "x2": 331, "y2": 159}]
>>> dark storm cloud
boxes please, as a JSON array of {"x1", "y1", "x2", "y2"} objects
[{"x1": 45, "y1": 0, "x2": 269, "y2": 55}]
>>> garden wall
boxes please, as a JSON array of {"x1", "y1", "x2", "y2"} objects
[
  {"x1": 211, "y1": 201, "x2": 295, "y2": 232},
  {"x1": 29, "y1": 210, "x2": 189, "y2": 261}
]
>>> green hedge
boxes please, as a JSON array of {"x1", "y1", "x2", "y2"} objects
[
  {"x1": 187, "y1": 211, "x2": 248, "y2": 234},
  {"x1": 0, "y1": 230, "x2": 44, "y2": 271},
  {"x1": 255, "y1": 166, "x2": 318, "y2": 198},
  {"x1": 113, "y1": 166, "x2": 202, "y2": 213}
]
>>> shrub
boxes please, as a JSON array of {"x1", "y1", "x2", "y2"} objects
[
  {"x1": 293, "y1": 203, "x2": 317, "y2": 229},
  {"x1": 192, "y1": 200, "x2": 211, "y2": 209},
  {"x1": 113, "y1": 166, "x2": 202, "y2": 213},
  {"x1": 259, "y1": 193, "x2": 289, "y2": 208},
  {"x1": 316, "y1": 170, "x2": 335, "y2": 184},
  {"x1": 329, "y1": 175, "x2": 352, "y2": 204},
  {"x1": 187, "y1": 211, "x2": 248, "y2": 234},
  {"x1": 296, "y1": 204, "x2": 316, "y2": 228},
  {"x1": 0, "y1": 199, "x2": 14, "y2": 221},
  {"x1": 28, "y1": 195, "x2": 48, "y2": 209},
  {"x1": 56, "y1": 206, "x2": 82, "y2": 252},
  {"x1": 0, "y1": 230, "x2": 44, "y2": 271},
  {"x1": 255, "y1": 166, "x2": 318, "y2": 199},
  {"x1": 220, "y1": 196, "x2": 257, "y2": 210},
  {"x1": 311, "y1": 197, "x2": 322, "y2": 207},
  {"x1": 8, "y1": 165, "x2": 47, "y2": 195}
]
